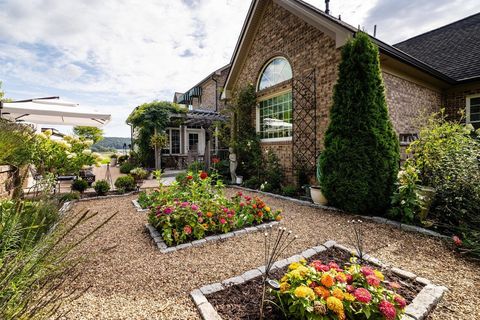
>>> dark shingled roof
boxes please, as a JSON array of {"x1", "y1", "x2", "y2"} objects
[{"x1": 394, "y1": 13, "x2": 480, "y2": 81}]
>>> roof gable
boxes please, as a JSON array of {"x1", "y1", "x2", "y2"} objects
[{"x1": 394, "y1": 13, "x2": 480, "y2": 81}]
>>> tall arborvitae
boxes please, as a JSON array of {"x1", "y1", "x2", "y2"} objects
[{"x1": 319, "y1": 32, "x2": 400, "y2": 215}]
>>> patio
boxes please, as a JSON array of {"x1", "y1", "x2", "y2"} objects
[{"x1": 55, "y1": 190, "x2": 479, "y2": 320}]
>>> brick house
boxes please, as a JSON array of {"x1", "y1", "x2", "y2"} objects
[{"x1": 220, "y1": 0, "x2": 480, "y2": 183}]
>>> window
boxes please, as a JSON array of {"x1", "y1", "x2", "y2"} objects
[
  {"x1": 257, "y1": 57, "x2": 292, "y2": 91},
  {"x1": 162, "y1": 129, "x2": 181, "y2": 154},
  {"x1": 258, "y1": 91, "x2": 293, "y2": 139},
  {"x1": 188, "y1": 133, "x2": 199, "y2": 152},
  {"x1": 467, "y1": 95, "x2": 480, "y2": 129}
]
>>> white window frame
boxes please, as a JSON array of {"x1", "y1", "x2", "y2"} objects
[
  {"x1": 466, "y1": 94, "x2": 480, "y2": 128},
  {"x1": 256, "y1": 56, "x2": 293, "y2": 92},
  {"x1": 256, "y1": 89, "x2": 293, "y2": 143},
  {"x1": 163, "y1": 128, "x2": 181, "y2": 155}
]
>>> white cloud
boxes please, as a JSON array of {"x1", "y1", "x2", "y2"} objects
[{"x1": 0, "y1": 0, "x2": 479, "y2": 136}]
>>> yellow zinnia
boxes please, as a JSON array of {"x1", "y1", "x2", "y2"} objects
[
  {"x1": 288, "y1": 262, "x2": 301, "y2": 270},
  {"x1": 294, "y1": 285, "x2": 315, "y2": 300},
  {"x1": 344, "y1": 293, "x2": 355, "y2": 301},
  {"x1": 374, "y1": 270, "x2": 385, "y2": 281},
  {"x1": 326, "y1": 296, "x2": 344, "y2": 314},
  {"x1": 280, "y1": 282, "x2": 290, "y2": 293},
  {"x1": 332, "y1": 287, "x2": 344, "y2": 301}
]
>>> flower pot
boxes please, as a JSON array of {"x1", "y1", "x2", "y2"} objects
[
  {"x1": 110, "y1": 158, "x2": 117, "y2": 167},
  {"x1": 236, "y1": 176, "x2": 243, "y2": 184},
  {"x1": 417, "y1": 185, "x2": 436, "y2": 221},
  {"x1": 310, "y1": 186, "x2": 327, "y2": 205}
]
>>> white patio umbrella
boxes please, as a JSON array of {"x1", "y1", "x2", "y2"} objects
[{"x1": 0, "y1": 98, "x2": 110, "y2": 127}]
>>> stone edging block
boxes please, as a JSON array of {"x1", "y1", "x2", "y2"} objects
[
  {"x1": 191, "y1": 240, "x2": 446, "y2": 320},
  {"x1": 132, "y1": 199, "x2": 149, "y2": 212},
  {"x1": 231, "y1": 185, "x2": 450, "y2": 240},
  {"x1": 145, "y1": 221, "x2": 280, "y2": 254}
]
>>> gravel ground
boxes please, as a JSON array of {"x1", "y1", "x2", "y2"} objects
[{"x1": 56, "y1": 189, "x2": 480, "y2": 320}]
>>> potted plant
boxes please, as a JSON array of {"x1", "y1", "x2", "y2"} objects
[
  {"x1": 110, "y1": 153, "x2": 118, "y2": 166},
  {"x1": 310, "y1": 154, "x2": 328, "y2": 205}
]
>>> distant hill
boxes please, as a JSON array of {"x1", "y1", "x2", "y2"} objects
[{"x1": 92, "y1": 137, "x2": 131, "y2": 152}]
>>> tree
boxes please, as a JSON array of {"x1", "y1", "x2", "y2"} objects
[
  {"x1": 73, "y1": 126, "x2": 104, "y2": 143},
  {"x1": 126, "y1": 101, "x2": 185, "y2": 167},
  {"x1": 319, "y1": 32, "x2": 400, "y2": 215}
]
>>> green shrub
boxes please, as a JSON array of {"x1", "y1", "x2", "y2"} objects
[
  {"x1": 110, "y1": 153, "x2": 118, "y2": 159},
  {"x1": 243, "y1": 176, "x2": 262, "y2": 189},
  {"x1": 59, "y1": 192, "x2": 80, "y2": 202},
  {"x1": 187, "y1": 161, "x2": 205, "y2": 173},
  {"x1": 281, "y1": 185, "x2": 297, "y2": 197},
  {"x1": 114, "y1": 175, "x2": 136, "y2": 193},
  {"x1": 407, "y1": 114, "x2": 480, "y2": 257},
  {"x1": 118, "y1": 155, "x2": 128, "y2": 164},
  {"x1": 319, "y1": 32, "x2": 399, "y2": 215},
  {"x1": 71, "y1": 179, "x2": 89, "y2": 193},
  {"x1": 94, "y1": 180, "x2": 111, "y2": 196},
  {"x1": 130, "y1": 167, "x2": 149, "y2": 181},
  {"x1": 175, "y1": 172, "x2": 188, "y2": 184},
  {"x1": 264, "y1": 150, "x2": 283, "y2": 192},
  {"x1": 389, "y1": 163, "x2": 422, "y2": 223},
  {"x1": 120, "y1": 162, "x2": 135, "y2": 174}
]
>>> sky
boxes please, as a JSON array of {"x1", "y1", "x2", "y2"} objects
[{"x1": 1, "y1": 0, "x2": 479, "y2": 137}]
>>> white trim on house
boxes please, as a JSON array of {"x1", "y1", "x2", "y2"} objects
[{"x1": 466, "y1": 94, "x2": 480, "y2": 128}]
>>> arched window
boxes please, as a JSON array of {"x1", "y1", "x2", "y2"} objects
[
  {"x1": 257, "y1": 57, "x2": 292, "y2": 91},
  {"x1": 256, "y1": 57, "x2": 293, "y2": 140}
]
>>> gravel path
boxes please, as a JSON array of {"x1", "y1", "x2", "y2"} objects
[{"x1": 58, "y1": 189, "x2": 480, "y2": 319}]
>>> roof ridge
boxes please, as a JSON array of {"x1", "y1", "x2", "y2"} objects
[{"x1": 394, "y1": 11, "x2": 480, "y2": 46}]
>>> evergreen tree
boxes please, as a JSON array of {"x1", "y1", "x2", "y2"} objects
[{"x1": 319, "y1": 32, "x2": 400, "y2": 215}]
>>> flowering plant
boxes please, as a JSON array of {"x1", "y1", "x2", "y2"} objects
[
  {"x1": 275, "y1": 258, "x2": 406, "y2": 320},
  {"x1": 146, "y1": 171, "x2": 282, "y2": 246}
]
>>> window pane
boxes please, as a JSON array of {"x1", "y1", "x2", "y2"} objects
[
  {"x1": 171, "y1": 130, "x2": 180, "y2": 154},
  {"x1": 259, "y1": 91, "x2": 293, "y2": 139},
  {"x1": 257, "y1": 58, "x2": 293, "y2": 91}
]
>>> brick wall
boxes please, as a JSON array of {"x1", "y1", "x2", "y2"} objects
[
  {"x1": 232, "y1": 1, "x2": 341, "y2": 184},
  {"x1": 383, "y1": 72, "x2": 442, "y2": 134},
  {"x1": 191, "y1": 67, "x2": 230, "y2": 112},
  {"x1": 0, "y1": 165, "x2": 14, "y2": 200},
  {"x1": 444, "y1": 82, "x2": 480, "y2": 120}
]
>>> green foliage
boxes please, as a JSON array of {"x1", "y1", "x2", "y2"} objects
[
  {"x1": 281, "y1": 185, "x2": 298, "y2": 197},
  {"x1": 71, "y1": 179, "x2": 89, "y2": 193},
  {"x1": 130, "y1": 167, "x2": 149, "y2": 181},
  {"x1": 319, "y1": 32, "x2": 400, "y2": 215},
  {"x1": 120, "y1": 162, "x2": 135, "y2": 174},
  {"x1": 243, "y1": 176, "x2": 262, "y2": 189},
  {"x1": 127, "y1": 101, "x2": 185, "y2": 167},
  {"x1": 187, "y1": 161, "x2": 205, "y2": 173},
  {"x1": 58, "y1": 192, "x2": 80, "y2": 202},
  {"x1": 114, "y1": 175, "x2": 136, "y2": 193},
  {"x1": 93, "y1": 180, "x2": 111, "y2": 196},
  {"x1": 389, "y1": 163, "x2": 422, "y2": 223},
  {"x1": 73, "y1": 126, "x2": 104, "y2": 144},
  {"x1": 407, "y1": 113, "x2": 480, "y2": 257},
  {"x1": 263, "y1": 150, "x2": 283, "y2": 192},
  {"x1": 145, "y1": 171, "x2": 281, "y2": 246},
  {"x1": 0, "y1": 119, "x2": 36, "y2": 168},
  {"x1": 118, "y1": 155, "x2": 129, "y2": 164}
]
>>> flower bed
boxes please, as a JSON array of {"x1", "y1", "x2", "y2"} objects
[
  {"x1": 141, "y1": 171, "x2": 282, "y2": 247},
  {"x1": 191, "y1": 241, "x2": 447, "y2": 320}
]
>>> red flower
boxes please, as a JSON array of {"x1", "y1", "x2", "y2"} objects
[
  {"x1": 237, "y1": 192, "x2": 243, "y2": 196},
  {"x1": 361, "y1": 266, "x2": 374, "y2": 277},
  {"x1": 346, "y1": 285, "x2": 355, "y2": 293},
  {"x1": 187, "y1": 175, "x2": 193, "y2": 180},
  {"x1": 212, "y1": 157, "x2": 220, "y2": 164},
  {"x1": 345, "y1": 274, "x2": 353, "y2": 284},
  {"x1": 394, "y1": 295, "x2": 407, "y2": 309},
  {"x1": 183, "y1": 225, "x2": 192, "y2": 235},
  {"x1": 199, "y1": 171, "x2": 208, "y2": 179},
  {"x1": 379, "y1": 300, "x2": 397, "y2": 320},
  {"x1": 220, "y1": 218, "x2": 227, "y2": 224},
  {"x1": 239, "y1": 202, "x2": 245, "y2": 207},
  {"x1": 328, "y1": 262, "x2": 339, "y2": 270},
  {"x1": 453, "y1": 235, "x2": 462, "y2": 246},
  {"x1": 366, "y1": 275, "x2": 381, "y2": 287},
  {"x1": 354, "y1": 288, "x2": 372, "y2": 303},
  {"x1": 309, "y1": 281, "x2": 319, "y2": 288}
]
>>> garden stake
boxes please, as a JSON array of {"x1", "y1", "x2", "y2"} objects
[{"x1": 260, "y1": 227, "x2": 297, "y2": 320}]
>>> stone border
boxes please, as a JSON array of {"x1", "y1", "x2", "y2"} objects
[
  {"x1": 132, "y1": 199, "x2": 149, "y2": 212},
  {"x1": 231, "y1": 186, "x2": 449, "y2": 240},
  {"x1": 191, "y1": 240, "x2": 447, "y2": 320},
  {"x1": 145, "y1": 221, "x2": 281, "y2": 254}
]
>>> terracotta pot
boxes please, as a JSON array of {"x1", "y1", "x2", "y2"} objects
[{"x1": 310, "y1": 186, "x2": 327, "y2": 205}]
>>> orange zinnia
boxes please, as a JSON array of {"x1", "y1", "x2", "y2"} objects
[
  {"x1": 206, "y1": 212, "x2": 213, "y2": 218},
  {"x1": 314, "y1": 286, "x2": 330, "y2": 299},
  {"x1": 321, "y1": 274, "x2": 334, "y2": 288}
]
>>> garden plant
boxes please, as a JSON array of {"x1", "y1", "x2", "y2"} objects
[{"x1": 143, "y1": 170, "x2": 282, "y2": 246}]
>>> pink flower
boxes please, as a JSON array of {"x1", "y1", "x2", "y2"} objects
[
  {"x1": 239, "y1": 202, "x2": 245, "y2": 207},
  {"x1": 345, "y1": 274, "x2": 353, "y2": 284},
  {"x1": 346, "y1": 285, "x2": 355, "y2": 293},
  {"x1": 181, "y1": 202, "x2": 189, "y2": 208},
  {"x1": 354, "y1": 288, "x2": 372, "y2": 303},
  {"x1": 220, "y1": 218, "x2": 227, "y2": 224},
  {"x1": 379, "y1": 300, "x2": 396, "y2": 320},
  {"x1": 163, "y1": 207, "x2": 173, "y2": 215},
  {"x1": 328, "y1": 261, "x2": 339, "y2": 270},
  {"x1": 453, "y1": 235, "x2": 462, "y2": 246},
  {"x1": 198, "y1": 217, "x2": 204, "y2": 223},
  {"x1": 227, "y1": 213, "x2": 233, "y2": 218},
  {"x1": 244, "y1": 196, "x2": 251, "y2": 201},
  {"x1": 191, "y1": 204, "x2": 199, "y2": 211},
  {"x1": 237, "y1": 192, "x2": 243, "y2": 196},
  {"x1": 394, "y1": 295, "x2": 407, "y2": 309},
  {"x1": 366, "y1": 275, "x2": 381, "y2": 287},
  {"x1": 361, "y1": 266, "x2": 374, "y2": 277},
  {"x1": 197, "y1": 211, "x2": 203, "y2": 217},
  {"x1": 389, "y1": 282, "x2": 401, "y2": 290},
  {"x1": 183, "y1": 225, "x2": 192, "y2": 235}
]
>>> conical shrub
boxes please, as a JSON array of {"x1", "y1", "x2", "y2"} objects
[{"x1": 319, "y1": 32, "x2": 399, "y2": 215}]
